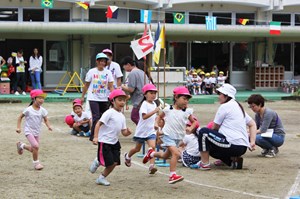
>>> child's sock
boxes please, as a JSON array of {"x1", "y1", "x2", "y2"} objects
[
  {"x1": 125, "y1": 153, "x2": 131, "y2": 160},
  {"x1": 169, "y1": 171, "x2": 176, "y2": 177},
  {"x1": 20, "y1": 143, "x2": 25, "y2": 149},
  {"x1": 99, "y1": 174, "x2": 105, "y2": 179},
  {"x1": 150, "y1": 151, "x2": 155, "y2": 158}
]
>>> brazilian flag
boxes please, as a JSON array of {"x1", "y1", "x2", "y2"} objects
[
  {"x1": 173, "y1": 13, "x2": 185, "y2": 24},
  {"x1": 41, "y1": 0, "x2": 53, "y2": 8}
]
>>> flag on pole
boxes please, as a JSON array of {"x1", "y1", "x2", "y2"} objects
[
  {"x1": 205, "y1": 16, "x2": 217, "y2": 30},
  {"x1": 270, "y1": 21, "x2": 281, "y2": 35},
  {"x1": 173, "y1": 13, "x2": 185, "y2": 24},
  {"x1": 76, "y1": 2, "x2": 89, "y2": 10},
  {"x1": 106, "y1": 6, "x2": 119, "y2": 19},
  {"x1": 41, "y1": 0, "x2": 53, "y2": 8},
  {"x1": 154, "y1": 22, "x2": 160, "y2": 49},
  {"x1": 153, "y1": 25, "x2": 165, "y2": 64},
  {"x1": 238, "y1": 18, "x2": 249, "y2": 25},
  {"x1": 140, "y1": 10, "x2": 152, "y2": 24},
  {"x1": 142, "y1": 23, "x2": 148, "y2": 60},
  {"x1": 131, "y1": 29, "x2": 154, "y2": 60}
]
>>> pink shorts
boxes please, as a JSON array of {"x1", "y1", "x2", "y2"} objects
[{"x1": 26, "y1": 134, "x2": 40, "y2": 148}]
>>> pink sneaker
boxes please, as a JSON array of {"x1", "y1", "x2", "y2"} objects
[
  {"x1": 142, "y1": 148, "x2": 154, "y2": 164},
  {"x1": 34, "y1": 162, "x2": 44, "y2": 170},
  {"x1": 169, "y1": 174, "x2": 184, "y2": 184},
  {"x1": 214, "y1": 159, "x2": 225, "y2": 166},
  {"x1": 16, "y1": 142, "x2": 23, "y2": 155}
]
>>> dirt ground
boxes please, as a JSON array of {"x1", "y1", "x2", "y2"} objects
[{"x1": 0, "y1": 100, "x2": 299, "y2": 199}]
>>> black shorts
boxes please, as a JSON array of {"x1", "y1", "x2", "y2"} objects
[
  {"x1": 79, "y1": 125, "x2": 90, "y2": 132},
  {"x1": 97, "y1": 141, "x2": 121, "y2": 167}
]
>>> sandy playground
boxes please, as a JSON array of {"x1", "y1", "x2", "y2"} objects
[{"x1": 0, "y1": 100, "x2": 300, "y2": 199}]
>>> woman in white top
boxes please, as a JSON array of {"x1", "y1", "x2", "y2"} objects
[
  {"x1": 29, "y1": 48, "x2": 43, "y2": 89},
  {"x1": 81, "y1": 53, "x2": 114, "y2": 142},
  {"x1": 191, "y1": 84, "x2": 256, "y2": 170}
]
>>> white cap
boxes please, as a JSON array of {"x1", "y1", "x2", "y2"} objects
[{"x1": 216, "y1": 83, "x2": 236, "y2": 99}]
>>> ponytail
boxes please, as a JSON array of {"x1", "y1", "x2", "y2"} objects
[{"x1": 224, "y1": 96, "x2": 245, "y2": 117}]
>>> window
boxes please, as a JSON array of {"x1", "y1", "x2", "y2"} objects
[
  {"x1": 49, "y1": 9, "x2": 70, "y2": 22},
  {"x1": 236, "y1": 13, "x2": 255, "y2": 25},
  {"x1": 0, "y1": 8, "x2": 18, "y2": 21},
  {"x1": 46, "y1": 41, "x2": 69, "y2": 71},
  {"x1": 168, "y1": 42, "x2": 187, "y2": 67},
  {"x1": 89, "y1": 9, "x2": 107, "y2": 22},
  {"x1": 129, "y1": 10, "x2": 140, "y2": 23},
  {"x1": 272, "y1": 14, "x2": 290, "y2": 26},
  {"x1": 23, "y1": 9, "x2": 44, "y2": 22},
  {"x1": 213, "y1": 13, "x2": 231, "y2": 25},
  {"x1": 233, "y1": 42, "x2": 253, "y2": 71},
  {"x1": 295, "y1": 14, "x2": 300, "y2": 26},
  {"x1": 189, "y1": 12, "x2": 208, "y2": 24},
  {"x1": 273, "y1": 43, "x2": 291, "y2": 71}
]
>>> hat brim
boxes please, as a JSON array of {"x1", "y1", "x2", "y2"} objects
[
  {"x1": 216, "y1": 88, "x2": 235, "y2": 99},
  {"x1": 36, "y1": 93, "x2": 47, "y2": 99}
]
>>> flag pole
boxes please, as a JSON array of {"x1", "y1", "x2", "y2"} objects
[{"x1": 163, "y1": 23, "x2": 166, "y2": 108}]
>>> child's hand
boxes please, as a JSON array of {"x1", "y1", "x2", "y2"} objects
[
  {"x1": 126, "y1": 128, "x2": 132, "y2": 135},
  {"x1": 92, "y1": 137, "x2": 98, "y2": 145},
  {"x1": 16, "y1": 128, "x2": 21, "y2": 134},
  {"x1": 154, "y1": 107, "x2": 160, "y2": 113},
  {"x1": 48, "y1": 127, "x2": 53, "y2": 131},
  {"x1": 154, "y1": 123, "x2": 159, "y2": 130}
]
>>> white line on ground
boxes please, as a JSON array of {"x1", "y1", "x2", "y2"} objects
[
  {"x1": 132, "y1": 160, "x2": 279, "y2": 199},
  {"x1": 285, "y1": 170, "x2": 300, "y2": 199}
]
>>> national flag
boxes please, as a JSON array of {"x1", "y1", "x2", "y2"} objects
[
  {"x1": 270, "y1": 21, "x2": 281, "y2": 35},
  {"x1": 153, "y1": 25, "x2": 165, "y2": 64},
  {"x1": 131, "y1": 31, "x2": 154, "y2": 60},
  {"x1": 173, "y1": 13, "x2": 185, "y2": 24},
  {"x1": 140, "y1": 10, "x2": 152, "y2": 24},
  {"x1": 238, "y1": 18, "x2": 249, "y2": 25},
  {"x1": 153, "y1": 22, "x2": 160, "y2": 50},
  {"x1": 106, "y1": 6, "x2": 119, "y2": 19},
  {"x1": 142, "y1": 23, "x2": 148, "y2": 60},
  {"x1": 205, "y1": 16, "x2": 217, "y2": 30},
  {"x1": 76, "y1": 2, "x2": 89, "y2": 10},
  {"x1": 41, "y1": 0, "x2": 53, "y2": 8}
]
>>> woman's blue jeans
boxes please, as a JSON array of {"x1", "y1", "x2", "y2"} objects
[
  {"x1": 255, "y1": 133, "x2": 285, "y2": 150},
  {"x1": 30, "y1": 71, "x2": 41, "y2": 89}
]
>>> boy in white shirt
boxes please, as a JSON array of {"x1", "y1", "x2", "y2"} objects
[{"x1": 72, "y1": 103, "x2": 91, "y2": 137}]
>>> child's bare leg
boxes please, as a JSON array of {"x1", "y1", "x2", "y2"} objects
[
  {"x1": 168, "y1": 146, "x2": 181, "y2": 172},
  {"x1": 128, "y1": 143, "x2": 142, "y2": 158},
  {"x1": 102, "y1": 163, "x2": 117, "y2": 177},
  {"x1": 154, "y1": 148, "x2": 171, "y2": 159},
  {"x1": 147, "y1": 140, "x2": 156, "y2": 165}
]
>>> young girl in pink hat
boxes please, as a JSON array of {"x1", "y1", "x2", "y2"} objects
[
  {"x1": 16, "y1": 89, "x2": 52, "y2": 170},
  {"x1": 88, "y1": 89, "x2": 132, "y2": 186},
  {"x1": 143, "y1": 86, "x2": 197, "y2": 184},
  {"x1": 124, "y1": 84, "x2": 160, "y2": 174}
]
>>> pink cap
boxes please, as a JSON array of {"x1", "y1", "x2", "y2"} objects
[
  {"x1": 73, "y1": 98, "x2": 82, "y2": 104},
  {"x1": 73, "y1": 103, "x2": 82, "y2": 108},
  {"x1": 102, "y1": 48, "x2": 113, "y2": 55},
  {"x1": 173, "y1": 86, "x2": 191, "y2": 97},
  {"x1": 30, "y1": 89, "x2": 47, "y2": 99},
  {"x1": 65, "y1": 115, "x2": 74, "y2": 127},
  {"x1": 109, "y1": 89, "x2": 127, "y2": 101},
  {"x1": 142, "y1": 84, "x2": 157, "y2": 94},
  {"x1": 187, "y1": 115, "x2": 200, "y2": 129},
  {"x1": 206, "y1": 121, "x2": 214, "y2": 129}
]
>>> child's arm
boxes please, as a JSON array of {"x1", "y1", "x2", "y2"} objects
[
  {"x1": 186, "y1": 115, "x2": 196, "y2": 133},
  {"x1": 16, "y1": 113, "x2": 24, "y2": 133},
  {"x1": 121, "y1": 128, "x2": 132, "y2": 137},
  {"x1": 43, "y1": 116, "x2": 52, "y2": 131},
  {"x1": 80, "y1": 118, "x2": 90, "y2": 125},
  {"x1": 93, "y1": 120, "x2": 102, "y2": 144},
  {"x1": 142, "y1": 107, "x2": 160, "y2": 120},
  {"x1": 154, "y1": 112, "x2": 165, "y2": 130}
]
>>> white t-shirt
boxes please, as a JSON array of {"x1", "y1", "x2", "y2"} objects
[
  {"x1": 23, "y1": 106, "x2": 48, "y2": 136},
  {"x1": 85, "y1": 68, "x2": 114, "y2": 102},
  {"x1": 162, "y1": 106, "x2": 193, "y2": 140},
  {"x1": 73, "y1": 111, "x2": 91, "y2": 127},
  {"x1": 204, "y1": 78, "x2": 211, "y2": 86},
  {"x1": 217, "y1": 76, "x2": 227, "y2": 86},
  {"x1": 98, "y1": 108, "x2": 126, "y2": 144},
  {"x1": 134, "y1": 101, "x2": 157, "y2": 138},
  {"x1": 29, "y1": 55, "x2": 43, "y2": 72},
  {"x1": 209, "y1": 77, "x2": 217, "y2": 84},
  {"x1": 105, "y1": 61, "x2": 123, "y2": 88},
  {"x1": 183, "y1": 134, "x2": 200, "y2": 157},
  {"x1": 214, "y1": 99, "x2": 250, "y2": 147}
]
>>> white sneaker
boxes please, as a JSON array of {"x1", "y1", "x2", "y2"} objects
[
  {"x1": 96, "y1": 177, "x2": 110, "y2": 186},
  {"x1": 14, "y1": 91, "x2": 20, "y2": 95},
  {"x1": 89, "y1": 158, "x2": 100, "y2": 173},
  {"x1": 22, "y1": 91, "x2": 26, "y2": 95}
]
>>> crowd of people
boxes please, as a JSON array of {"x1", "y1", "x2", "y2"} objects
[
  {"x1": 14, "y1": 49, "x2": 286, "y2": 187},
  {"x1": 0, "y1": 48, "x2": 43, "y2": 95}
]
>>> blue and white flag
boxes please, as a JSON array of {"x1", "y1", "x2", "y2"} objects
[
  {"x1": 140, "y1": 10, "x2": 152, "y2": 24},
  {"x1": 205, "y1": 16, "x2": 217, "y2": 30}
]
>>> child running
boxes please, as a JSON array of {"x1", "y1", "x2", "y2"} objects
[
  {"x1": 16, "y1": 89, "x2": 52, "y2": 170},
  {"x1": 124, "y1": 84, "x2": 160, "y2": 174},
  {"x1": 89, "y1": 89, "x2": 132, "y2": 186},
  {"x1": 143, "y1": 86, "x2": 197, "y2": 184}
]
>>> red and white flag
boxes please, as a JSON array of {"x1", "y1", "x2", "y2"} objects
[{"x1": 131, "y1": 29, "x2": 154, "y2": 60}]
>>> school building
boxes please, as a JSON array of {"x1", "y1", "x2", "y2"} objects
[{"x1": 0, "y1": 0, "x2": 300, "y2": 90}]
